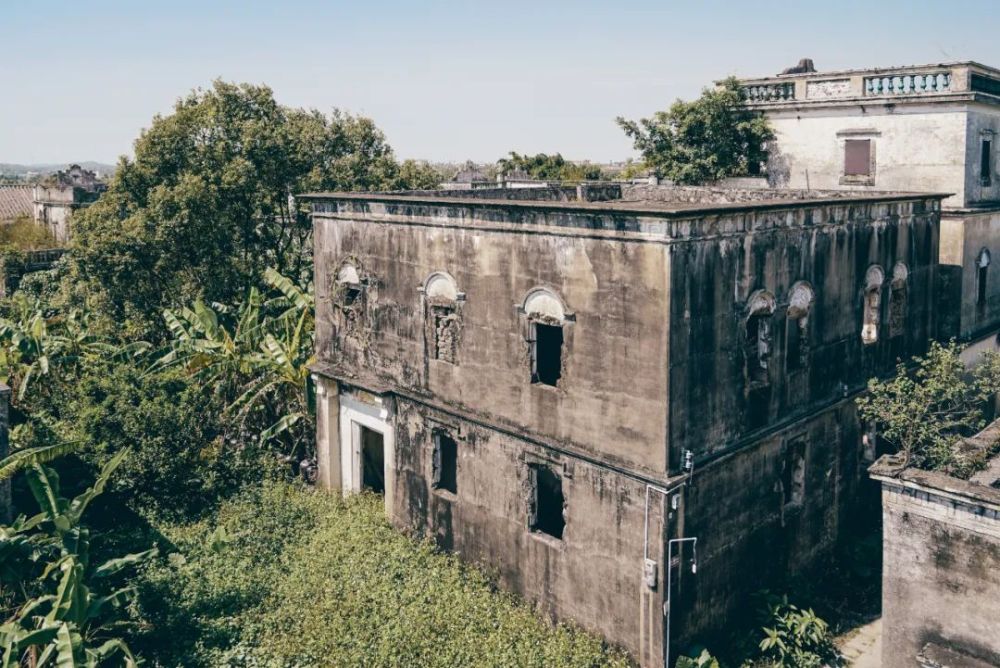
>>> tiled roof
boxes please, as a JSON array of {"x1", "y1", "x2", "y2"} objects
[{"x1": 0, "y1": 186, "x2": 32, "y2": 221}]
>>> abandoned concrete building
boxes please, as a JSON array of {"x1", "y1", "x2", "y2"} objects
[
  {"x1": 31, "y1": 164, "x2": 105, "y2": 242},
  {"x1": 306, "y1": 183, "x2": 944, "y2": 665},
  {"x1": 737, "y1": 61, "x2": 1000, "y2": 355},
  {"x1": 870, "y1": 420, "x2": 1000, "y2": 668}
]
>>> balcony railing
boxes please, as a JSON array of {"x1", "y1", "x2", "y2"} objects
[
  {"x1": 864, "y1": 73, "x2": 952, "y2": 96},
  {"x1": 742, "y1": 82, "x2": 795, "y2": 102}
]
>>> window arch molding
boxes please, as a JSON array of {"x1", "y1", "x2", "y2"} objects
[
  {"x1": 419, "y1": 271, "x2": 465, "y2": 365},
  {"x1": 520, "y1": 286, "x2": 574, "y2": 324},
  {"x1": 862, "y1": 264, "x2": 885, "y2": 345},
  {"x1": 419, "y1": 271, "x2": 465, "y2": 303},
  {"x1": 745, "y1": 289, "x2": 776, "y2": 386},
  {"x1": 518, "y1": 287, "x2": 574, "y2": 388},
  {"x1": 787, "y1": 282, "x2": 814, "y2": 320}
]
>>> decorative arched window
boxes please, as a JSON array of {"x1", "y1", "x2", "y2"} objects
[
  {"x1": 522, "y1": 288, "x2": 570, "y2": 387},
  {"x1": 336, "y1": 262, "x2": 363, "y2": 306},
  {"x1": 786, "y1": 282, "x2": 814, "y2": 371},
  {"x1": 977, "y1": 248, "x2": 991, "y2": 311},
  {"x1": 888, "y1": 263, "x2": 908, "y2": 338},
  {"x1": 420, "y1": 272, "x2": 464, "y2": 364},
  {"x1": 745, "y1": 290, "x2": 776, "y2": 385},
  {"x1": 862, "y1": 265, "x2": 884, "y2": 345}
]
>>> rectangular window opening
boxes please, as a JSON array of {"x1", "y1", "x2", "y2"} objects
[
  {"x1": 360, "y1": 425, "x2": 385, "y2": 495},
  {"x1": 782, "y1": 440, "x2": 806, "y2": 508},
  {"x1": 982, "y1": 139, "x2": 993, "y2": 186},
  {"x1": 978, "y1": 266, "x2": 989, "y2": 308},
  {"x1": 529, "y1": 464, "x2": 565, "y2": 539},
  {"x1": 844, "y1": 139, "x2": 872, "y2": 177},
  {"x1": 432, "y1": 432, "x2": 458, "y2": 495},
  {"x1": 532, "y1": 323, "x2": 563, "y2": 387}
]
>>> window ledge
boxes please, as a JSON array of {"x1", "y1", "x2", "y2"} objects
[
  {"x1": 840, "y1": 175, "x2": 875, "y2": 186},
  {"x1": 433, "y1": 488, "x2": 457, "y2": 501},
  {"x1": 528, "y1": 530, "x2": 565, "y2": 550}
]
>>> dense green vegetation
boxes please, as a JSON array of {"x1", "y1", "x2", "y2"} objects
[
  {"x1": 858, "y1": 340, "x2": 1000, "y2": 477},
  {"x1": 126, "y1": 483, "x2": 628, "y2": 667},
  {"x1": 617, "y1": 77, "x2": 773, "y2": 185},
  {"x1": 496, "y1": 151, "x2": 604, "y2": 181}
]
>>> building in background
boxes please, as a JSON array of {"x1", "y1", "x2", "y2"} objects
[
  {"x1": 307, "y1": 183, "x2": 943, "y2": 666},
  {"x1": 32, "y1": 164, "x2": 105, "y2": 242},
  {"x1": 737, "y1": 61, "x2": 1000, "y2": 354},
  {"x1": 0, "y1": 185, "x2": 33, "y2": 223}
]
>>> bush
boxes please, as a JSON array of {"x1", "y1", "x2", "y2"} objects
[
  {"x1": 66, "y1": 359, "x2": 275, "y2": 519},
  {"x1": 748, "y1": 596, "x2": 841, "y2": 668},
  {"x1": 128, "y1": 482, "x2": 630, "y2": 667}
]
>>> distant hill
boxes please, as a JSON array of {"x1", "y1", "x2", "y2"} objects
[{"x1": 0, "y1": 162, "x2": 116, "y2": 178}]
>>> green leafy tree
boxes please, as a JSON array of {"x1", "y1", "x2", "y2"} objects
[
  {"x1": 617, "y1": 77, "x2": 773, "y2": 185},
  {"x1": 857, "y1": 341, "x2": 1000, "y2": 477},
  {"x1": 155, "y1": 268, "x2": 314, "y2": 462},
  {"x1": 0, "y1": 450, "x2": 156, "y2": 667},
  {"x1": 496, "y1": 152, "x2": 602, "y2": 181},
  {"x1": 69, "y1": 81, "x2": 426, "y2": 337}
]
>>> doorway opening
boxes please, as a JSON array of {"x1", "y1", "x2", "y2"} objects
[{"x1": 361, "y1": 425, "x2": 385, "y2": 494}]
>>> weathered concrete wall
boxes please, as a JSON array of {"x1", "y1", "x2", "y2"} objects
[
  {"x1": 313, "y1": 201, "x2": 673, "y2": 475},
  {"x1": 680, "y1": 401, "x2": 864, "y2": 644},
  {"x1": 669, "y1": 198, "x2": 939, "y2": 466},
  {"x1": 963, "y1": 106, "x2": 1000, "y2": 206},
  {"x1": 872, "y1": 463, "x2": 1000, "y2": 668},
  {"x1": 940, "y1": 210, "x2": 1000, "y2": 339},
  {"x1": 764, "y1": 105, "x2": 967, "y2": 206},
  {"x1": 621, "y1": 184, "x2": 884, "y2": 204},
  {"x1": 388, "y1": 393, "x2": 668, "y2": 664}
]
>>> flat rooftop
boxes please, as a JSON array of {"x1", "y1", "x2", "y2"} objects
[{"x1": 303, "y1": 184, "x2": 949, "y2": 219}]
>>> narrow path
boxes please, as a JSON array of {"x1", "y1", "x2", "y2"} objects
[{"x1": 836, "y1": 618, "x2": 882, "y2": 667}]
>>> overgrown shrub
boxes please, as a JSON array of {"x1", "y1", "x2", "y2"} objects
[
  {"x1": 65, "y1": 360, "x2": 274, "y2": 519},
  {"x1": 128, "y1": 482, "x2": 630, "y2": 667}
]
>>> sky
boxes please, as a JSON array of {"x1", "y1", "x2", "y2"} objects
[{"x1": 3, "y1": 0, "x2": 1000, "y2": 166}]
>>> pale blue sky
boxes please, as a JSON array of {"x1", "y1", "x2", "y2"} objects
[{"x1": 3, "y1": 0, "x2": 1000, "y2": 165}]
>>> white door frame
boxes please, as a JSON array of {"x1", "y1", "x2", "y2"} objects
[{"x1": 338, "y1": 398, "x2": 395, "y2": 516}]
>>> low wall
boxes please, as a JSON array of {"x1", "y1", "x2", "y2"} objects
[{"x1": 871, "y1": 456, "x2": 1000, "y2": 668}]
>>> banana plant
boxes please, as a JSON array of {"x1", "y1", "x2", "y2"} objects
[
  {"x1": 156, "y1": 268, "x2": 315, "y2": 456},
  {"x1": 0, "y1": 449, "x2": 156, "y2": 667}
]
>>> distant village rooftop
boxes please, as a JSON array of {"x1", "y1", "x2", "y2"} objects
[{"x1": 733, "y1": 60, "x2": 1000, "y2": 108}]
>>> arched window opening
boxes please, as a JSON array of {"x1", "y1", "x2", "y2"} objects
[
  {"x1": 523, "y1": 288, "x2": 568, "y2": 387},
  {"x1": 977, "y1": 248, "x2": 991, "y2": 312},
  {"x1": 422, "y1": 273, "x2": 463, "y2": 364},
  {"x1": 337, "y1": 263, "x2": 363, "y2": 306},
  {"x1": 786, "y1": 283, "x2": 814, "y2": 371},
  {"x1": 745, "y1": 291, "x2": 776, "y2": 385},
  {"x1": 889, "y1": 263, "x2": 908, "y2": 338},
  {"x1": 862, "y1": 266, "x2": 884, "y2": 345}
]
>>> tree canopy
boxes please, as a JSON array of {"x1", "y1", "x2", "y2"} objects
[
  {"x1": 857, "y1": 341, "x2": 1000, "y2": 478},
  {"x1": 68, "y1": 80, "x2": 438, "y2": 336},
  {"x1": 496, "y1": 152, "x2": 602, "y2": 182},
  {"x1": 616, "y1": 77, "x2": 773, "y2": 185}
]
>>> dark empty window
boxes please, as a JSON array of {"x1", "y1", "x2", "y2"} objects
[
  {"x1": 532, "y1": 323, "x2": 563, "y2": 386},
  {"x1": 782, "y1": 439, "x2": 806, "y2": 507},
  {"x1": 982, "y1": 139, "x2": 993, "y2": 186},
  {"x1": 889, "y1": 285, "x2": 906, "y2": 338},
  {"x1": 432, "y1": 432, "x2": 457, "y2": 495},
  {"x1": 343, "y1": 284, "x2": 361, "y2": 306},
  {"x1": 746, "y1": 314, "x2": 771, "y2": 384},
  {"x1": 844, "y1": 139, "x2": 872, "y2": 176},
  {"x1": 361, "y1": 426, "x2": 385, "y2": 494},
  {"x1": 528, "y1": 464, "x2": 565, "y2": 539}
]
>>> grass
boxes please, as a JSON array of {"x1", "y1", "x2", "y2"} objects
[{"x1": 126, "y1": 481, "x2": 632, "y2": 667}]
